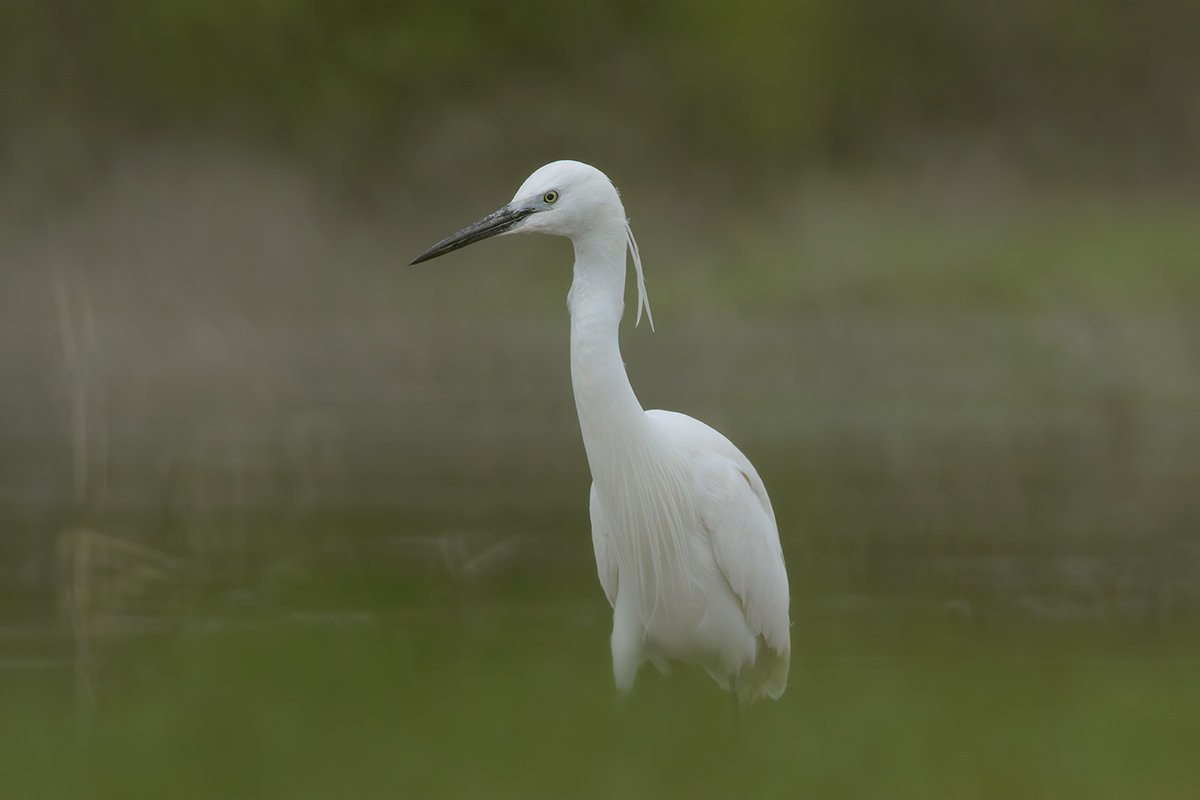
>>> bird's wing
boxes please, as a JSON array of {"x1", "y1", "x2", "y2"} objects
[
  {"x1": 695, "y1": 451, "x2": 791, "y2": 657},
  {"x1": 589, "y1": 482, "x2": 618, "y2": 608}
]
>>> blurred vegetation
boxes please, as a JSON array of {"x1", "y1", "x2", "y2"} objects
[
  {"x1": 4, "y1": 0, "x2": 1199, "y2": 182},
  {"x1": 2, "y1": 2, "x2": 1199, "y2": 796}
]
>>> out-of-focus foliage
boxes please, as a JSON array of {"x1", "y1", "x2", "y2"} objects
[
  {"x1": 4, "y1": 0, "x2": 1198, "y2": 174},
  {"x1": 2, "y1": 4, "x2": 1199, "y2": 796}
]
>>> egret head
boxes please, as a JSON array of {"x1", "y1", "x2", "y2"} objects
[
  {"x1": 410, "y1": 160, "x2": 624, "y2": 264},
  {"x1": 410, "y1": 159, "x2": 653, "y2": 328}
]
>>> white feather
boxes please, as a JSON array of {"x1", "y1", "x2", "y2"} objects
[{"x1": 625, "y1": 221, "x2": 654, "y2": 331}]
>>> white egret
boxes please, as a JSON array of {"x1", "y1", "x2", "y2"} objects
[{"x1": 412, "y1": 161, "x2": 790, "y2": 702}]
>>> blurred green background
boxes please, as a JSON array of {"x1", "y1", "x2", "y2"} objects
[{"x1": 2, "y1": 2, "x2": 1199, "y2": 797}]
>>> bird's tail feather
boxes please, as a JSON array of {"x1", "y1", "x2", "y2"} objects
[{"x1": 737, "y1": 637, "x2": 790, "y2": 704}]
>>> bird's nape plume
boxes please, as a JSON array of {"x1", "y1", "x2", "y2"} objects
[{"x1": 626, "y1": 220, "x2": 654, "y2": 331}]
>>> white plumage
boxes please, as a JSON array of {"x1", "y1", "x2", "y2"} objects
[{"x1": 412, "y1": 160, "x2": 790, "y2": 702}]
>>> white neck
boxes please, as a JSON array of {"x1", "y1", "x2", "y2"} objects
[
  {"x1": 567, "y1": 223, "x2": 648, "y2": 489},
  {"x1": 565, "y1": 213, "x2": 698, "y2": 613}
]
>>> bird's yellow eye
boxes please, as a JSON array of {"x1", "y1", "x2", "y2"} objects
[{"x1": 543, "y1": 190, "x2": 559, "y2": 204}]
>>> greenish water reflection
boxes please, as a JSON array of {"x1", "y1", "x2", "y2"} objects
[{"x1": 3, "y1": 600, "x2": 1198, "y2": 799}]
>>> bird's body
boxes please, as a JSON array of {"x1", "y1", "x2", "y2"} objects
[
  {"x1": 412, "y1": 160, "x2": 790, "y2": 701},
  {"x1": 589, "y1": 411, "x2": 790, "y2": 701}
]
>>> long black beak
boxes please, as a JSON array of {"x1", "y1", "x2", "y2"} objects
[{"x1": 410, "y1": 203, "x2": 536, "y2": 265}]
